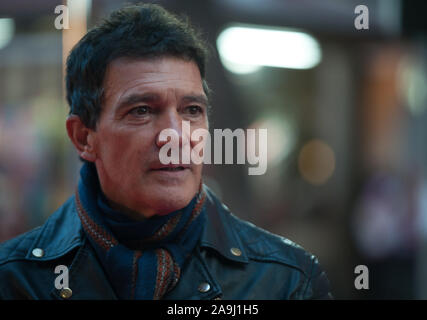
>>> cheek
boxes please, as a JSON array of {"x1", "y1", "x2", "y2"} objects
[
  {"x1": 190, "y1": 122, "x2": 209, "y2": 142},
  {"x1": 96, "y1": 128, "x2": 153, "y2": 166},
  {"x1": 192, "y1": 164, "x2": 204, "y2": 182},
  {"x1": 101, "y1": 135, "x2": 130, "y2": 161}
]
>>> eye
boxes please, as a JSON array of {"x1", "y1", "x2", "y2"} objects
[
  {"x1": 185, "y1": 105, "x2": 203, "y2": 115},
  {"x1": 129, "y1": 106, "x2": 151, "y2": 116}
]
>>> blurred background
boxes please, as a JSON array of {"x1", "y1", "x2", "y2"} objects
[{"x1": 1, "y1": 0, "x2": 427, "y2": 299}]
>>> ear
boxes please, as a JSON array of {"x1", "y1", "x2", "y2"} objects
[{"x1": 66, "y1": 115, "x2": 97, "y2": 162}]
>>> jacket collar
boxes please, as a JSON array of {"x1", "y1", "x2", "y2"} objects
[
  {"x1": 26, "y1": 196, "x2": 84, "y2": 261},
  {"x1": 25, "y1": 186, "x2": 248, "y2": 265},
  {"x1": 199, "y1": 186, "x2": 249, "y2": 264}
]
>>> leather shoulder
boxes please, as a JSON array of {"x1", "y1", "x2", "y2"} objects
[
  {"x1": 0, "y1": 227, "x2": 42, "y2": 265},
  {"x1": 0, "y1": 196, "x2": 82, "y2": 265},
  {"x1": 226, "y1": 211, "x2": 318, "y2": 277},
  {"x1": 226, "y1": 212, "x2": 333, "y2": 298}
]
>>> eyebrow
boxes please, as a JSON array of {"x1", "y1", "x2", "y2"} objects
[
  {"x1": 115, "y1": 93, "x2": 160, "y2": 113},
  {"x1": 115, "y1": 93, "x2": 210, "y2": 113},
  {"x1": 182, "y1": 95, "x2": 209, "y2": 107}
]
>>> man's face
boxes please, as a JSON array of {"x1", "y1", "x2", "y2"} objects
[{"x1": 90, "y1": 56, "x2": 208, "y2": 219}]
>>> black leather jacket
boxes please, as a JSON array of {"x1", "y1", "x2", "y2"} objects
[{"x1": 0, "y1": 189, "x2": 332, "y2": 300}]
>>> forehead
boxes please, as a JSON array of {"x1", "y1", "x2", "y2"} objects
[{"x1": 102, "y1": 56, "x2": 204, "y2": 103}]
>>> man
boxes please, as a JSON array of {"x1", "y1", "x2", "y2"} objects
[{"x1": 0, "y1": 4, "x2": 332, "y2": 300}]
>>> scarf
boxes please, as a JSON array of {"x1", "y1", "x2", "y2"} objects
[{"x1": 75, "y1": 162, "x2": 207, "y2": 299}]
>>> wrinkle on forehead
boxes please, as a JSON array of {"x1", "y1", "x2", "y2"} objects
[{"x1": 102, "y1": 56, "x2": 203, "y2": 106}]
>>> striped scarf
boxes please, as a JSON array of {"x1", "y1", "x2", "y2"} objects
[{"x1": 75, "y1": 162, "x2": 206, "y2": 299}]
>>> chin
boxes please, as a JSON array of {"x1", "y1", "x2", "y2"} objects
[{"x1": 142, "y1": 190, "x2": 196, "y2": 216}]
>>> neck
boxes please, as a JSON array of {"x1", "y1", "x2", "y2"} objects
[{"x1": 104, "y1": 197, "x2": 150, "y2": 222}]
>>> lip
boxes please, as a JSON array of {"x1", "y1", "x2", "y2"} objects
[
  {"x1": 150, "y1": 164, "x2": 191, "y2": 170},
  {"x1": 149, "y1": 164, "x2": 191, "y2": 178},
  {"x1": 149, "y1": 165, "x2": 191, "y2": 178}
]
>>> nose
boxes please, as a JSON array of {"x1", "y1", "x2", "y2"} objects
[{"x1": 155, "y1": 109, "x2": 191, "y2": 150}]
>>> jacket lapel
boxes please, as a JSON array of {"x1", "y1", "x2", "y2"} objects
[
  {"x1": 50, "y1": 238, "x2": 118, "y2": 300},
  {"x1": 42, "y1": 187, "x2": 248, "y2": 300}
]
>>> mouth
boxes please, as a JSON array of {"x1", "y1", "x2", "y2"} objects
[
  {"x1": 153, "y1": 166, "x2": 187, "y2": 172},
  {"x1": 150, "y1": 164, "x2": 191, "y2": 172},
  {"x1": 149, "y1": 164, "x2": 192, "y2": 181}
]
